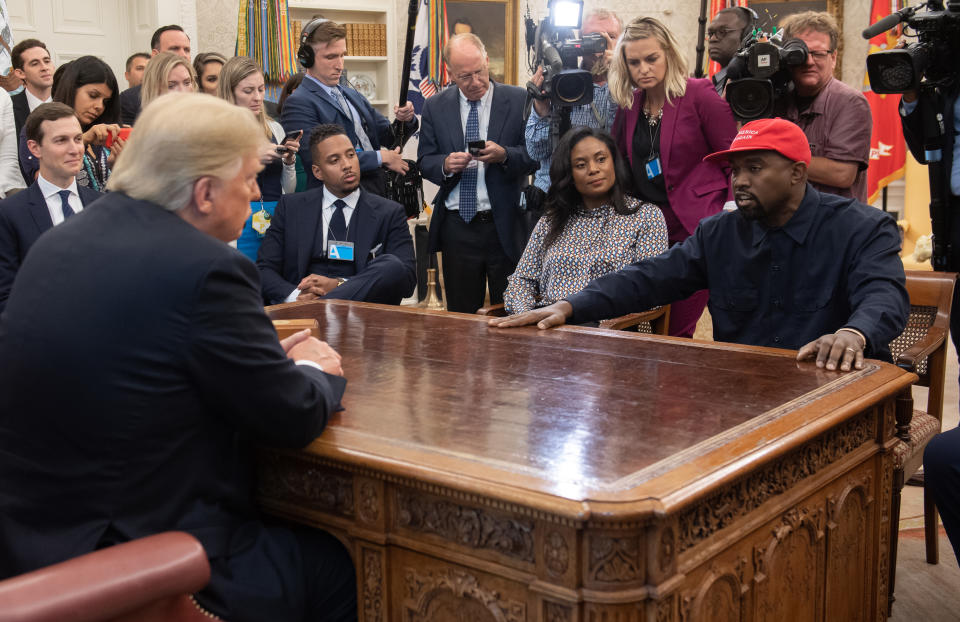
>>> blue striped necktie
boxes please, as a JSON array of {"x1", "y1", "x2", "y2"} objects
[
  {"x1": 459, "y1": 100, "x2": 480, "y2": 223},
  {"x1": 58, "y1": 190, "x2": 75, "y2": 220}
]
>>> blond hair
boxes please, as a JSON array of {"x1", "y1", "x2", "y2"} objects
[
  {"x1": 106, "y1": 93, "x2": 266, "y2": 212},
  {"x1": 780, "y1": 11, "x2": 839, "y2": 52},
  {"x1": 140, "y1": 52, "x2": 197, "y2": 109},
  {"x1": 607, "y1": 16, "x2": 688, "y2": 109},
  {"x1": 216, "y1": 56, "x2": 272, "y2": 140}
]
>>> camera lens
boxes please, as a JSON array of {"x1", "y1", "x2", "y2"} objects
[{"x1": 727, "y1": 78, "x2": 774, "y2": 121}]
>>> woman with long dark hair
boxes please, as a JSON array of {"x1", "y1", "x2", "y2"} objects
[
  {"x1": 503, "y1": 126, "x2": 667, "y2": 314},
  {"x1": 18, "y1": 56, "x2": 125, "y2": 189}
]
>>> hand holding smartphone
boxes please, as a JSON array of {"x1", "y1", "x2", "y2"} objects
[
  {"x1": 104, "y1": 127, "x2": 132, "y2": 148},
  {"x1": 467, "y1": 140, "x2": 486, "y2": 156}
]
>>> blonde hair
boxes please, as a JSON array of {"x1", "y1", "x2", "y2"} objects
[
  {"x1": 106, "y1": 93, "x2": 267, "y2": 212},
  {"x1": 140, "y1": 52, "x2": 197, "y2": 109},
  {"x1": 780, "y1": 11, "x2": 840, "y2": 52},
  {"x1": 216, "y1": 56, "x2": 272, "y2": 140},
  {"x1": 607, "y1": 16, "x2": 688, "y2": 109}
]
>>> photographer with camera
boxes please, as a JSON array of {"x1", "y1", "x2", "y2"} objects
[
  {"x1": 525, "y1": 9, "x2": 621, "y2": 192},
  {"x1": 779, "y1": 11, "x2": 871, "y2": 202},
  {"x1": 707, "y1": 7, "x2": 756, "y2": 96},
  {"x1": 607, "y1": 16, "x2": 737, "y2": 338}
]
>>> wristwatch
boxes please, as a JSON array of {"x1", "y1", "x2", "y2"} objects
[{"x1": 336, "y1": 277, "x2": 347, "y2": 287}]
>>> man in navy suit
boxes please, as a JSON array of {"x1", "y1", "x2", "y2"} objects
[
  {"x1": 417, "y1": 33, "x2": 536, "y2": 313},
  {"x1": 10, "y1": 39, "x2": 54, "y2": 139},
  {"x1": 0, "y1": 94, "x2": 355, "y2": 622},
  {"x1": 0, "y1": 103, "x2": 101, "y2": 313},
  {"x1": 257, "y1": 123, "x2": 416, "y2": 305},
  {"x1": 281, "y1": 19, "x2": 418, "y2": 197}
]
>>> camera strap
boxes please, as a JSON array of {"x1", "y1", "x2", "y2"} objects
[{"x1": 590, "y1": 102, "x2": 605, "y2": 128}]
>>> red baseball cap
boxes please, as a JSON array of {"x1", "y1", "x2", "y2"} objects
[{"x1": 703, "y1": 117, "x2": 812, "y2": 165}]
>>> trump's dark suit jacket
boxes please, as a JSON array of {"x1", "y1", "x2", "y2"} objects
[
  {"x1": 0, "y1": 181, "x2": 102, "y2": 312},
  {"x1": 0, "y1": 191, "x2": 346, "y2": 580},
  {"x1": 280, "y1": 77, "x2": 418, "y2": 189},
  {"x1": 417, "y1": 82, "x2": 536, "y2": 263},
  {"x1": 256, "y1": 186, "x2": 416, "y2": 304}
]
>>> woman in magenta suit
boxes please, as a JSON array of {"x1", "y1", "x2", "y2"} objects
[{"x1": 608, "y1": 16, "x2": 737, "y2": 337}]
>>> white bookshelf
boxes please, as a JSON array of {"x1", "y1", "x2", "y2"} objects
[{"x1": 288, "y1": 0, "x2": 398, "y2": 116}]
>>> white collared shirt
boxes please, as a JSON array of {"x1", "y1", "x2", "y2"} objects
[
  {"x1": 284, "y1": 186, "x2": 361, "y2": 302},
  {"x1": 24, "y1": 88, "x2": 52, "y2": 113},
  {"x1": 445, "y1": 82, "x2": 494, "y2": 213},
  {"x1": 37, "y1": 174, "x2": 82, "y2": 225}
]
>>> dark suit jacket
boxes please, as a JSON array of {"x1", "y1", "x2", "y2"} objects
[
  {"x1": 10, "y1": 91, "x2": 28, "y2": 139},
  {"x1": 256, "y1": 186, "x2": 416, "y2": 304},
  {"x1": 119, "y1": 84, "x2": 142, "y2": 126},
  {"x1": 612, "y1": 78, "x2": 737, "y2": 237},
  {"x1": 0, "y1": 181, "x2": 102, "y2": 312},
  {"x1": 280, "y1": 77, "x2": 418, "y2": 189},
  {"x1": 0, "y1": 191, "x2": 346, "y2": 577},
  {"x1": 417, "y1": 82, "x2": 536, "y2": 263},
  {"x1": 901, "y1": 89, "x2": 957, "y2": 190}
]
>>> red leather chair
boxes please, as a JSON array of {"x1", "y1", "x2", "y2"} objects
[{"x1": 0, "y1": 531, "x2": 221, "y2": 622}]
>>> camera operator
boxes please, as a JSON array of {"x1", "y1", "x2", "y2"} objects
[
  {"x1": 708, "y1": 7, "x2": 755, "y2": 97},
  {"x1": 905, "y1": 81, "x2": 960, "y2": 566},
  {"x1": 525, "y1": 9, "x2": 621, "y2": 192},
  {"x1": 779, "y1": 11, "x2": 871, "y2": 202}
]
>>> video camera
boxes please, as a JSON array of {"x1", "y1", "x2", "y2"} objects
[
  {"x1": 525, "y1": 0, "x2": 599, "y2": 108},
  {"x1": 724, "y1": 29, "x2": 808, "y2": 122},
  {"x1": 863, "y1": 0, "x2": 960, "y2": 94}
]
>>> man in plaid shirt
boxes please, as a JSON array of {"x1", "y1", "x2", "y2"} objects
[{"x1": 525, "y1": 9, "x2": 622, "y2": 192}]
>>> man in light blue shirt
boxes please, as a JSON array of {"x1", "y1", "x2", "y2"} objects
[{"x1": 525, "y1": 10, "x2": 621, "y2": 192}]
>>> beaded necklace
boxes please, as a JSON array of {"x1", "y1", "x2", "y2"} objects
[{"x1": 81, "y1": 146, "x2": 110, "y2": 192}]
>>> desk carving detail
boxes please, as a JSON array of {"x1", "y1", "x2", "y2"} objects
[
  {"x1": 396, "y1": 489, "x2": 535, "y2": 563},
  {"x1": 677, "y1": 410, "x2": 875, "y2": 553},
  {"x1": 257, "y1": 453, "x2": 354, "y2": 517},
  {"x1": 363, "y1": 548, "x2": 384, "y2": 622},
  {"x1": 403, "y1": 568, "x2": 525, "y2": 622},
  {"x1": 589, "y1": 536, "x2": 641, "y2": 583},
  {"x1": 544, "y1": 531, "x2": 570, "y2": 577}
]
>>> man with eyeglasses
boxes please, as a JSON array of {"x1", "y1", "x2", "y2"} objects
[
  {"x1": 417, "y1": 33, "x2": 536, "y2": 313},
  {"x1": 778, "y1": 11, "x2": 871, "y2": 203},
  {"x1": 707, "y1": 7, "x2": 754, "y2": 96}
]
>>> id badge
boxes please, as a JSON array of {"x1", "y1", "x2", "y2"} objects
[
  {"x1": 645, "y1": 156, "x2": 662, "y2": 180},
  {"x1": 252, "y1": 208, "x2": 271, "y2": 236},
  {"x1": 328, "y1": 241, "x2": 355, "y2": 262}
]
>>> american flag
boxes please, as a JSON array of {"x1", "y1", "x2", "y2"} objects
[{"x1": 419, "y1": 77, "x2": 438, "y2": 99}]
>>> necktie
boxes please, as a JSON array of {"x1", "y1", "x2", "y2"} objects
[
  {"x1": 459, "y1": 100, "x2": 480, "y2": 223},
  {"x1": 328, "y1": 199, "x2": 348, "y2": 248},
  {"x1": 332, "y1": 87, "x2": 374, "y2": 152},
  {"x1": 58, "y1": 190, "x2": 75, "y2": 221}
]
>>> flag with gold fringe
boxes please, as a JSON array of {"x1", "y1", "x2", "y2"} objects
[
  {"x1": 408, "y1": 0, "x2": 448, "y2": 114},
  {"x1": 236, "y1": 0, "x2": 299, "y2": 83}
]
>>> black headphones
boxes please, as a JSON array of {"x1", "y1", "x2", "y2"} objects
[
  {"x1": 735, "y1": 6, "x2": 758, "y2": 41},
  {"x1": 298, "y1": 18, "x2": 329, "y2": 69}
]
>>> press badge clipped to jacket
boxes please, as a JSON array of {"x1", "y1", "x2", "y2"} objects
[{"x1": 328, "y1": 241, "x2": 355, "y2": 262}]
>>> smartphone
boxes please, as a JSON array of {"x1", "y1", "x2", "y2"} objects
[
  {"x1": 283, "y1": 129, "x2": 303, "y2": 143},
  {"x1": 468, "y1": 140, "x2": 485, "y2": 156},
  {"x1": 104, "y1": 127, "x2": 132, "y2": 148}
]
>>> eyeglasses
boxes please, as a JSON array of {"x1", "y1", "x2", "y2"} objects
[
  {"x1": 453, "y1": 68, "x2": 486, "y2": 83},
  {"x1": 706, "y1": 27, "x2": 738, "y2": 39},
  {"x1": 808, "y1": 49, "x2": 835, "y2": 61}
]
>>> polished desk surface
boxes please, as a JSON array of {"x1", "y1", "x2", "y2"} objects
[{"x1": 267, "y1": 300, "x2": 914, "y2": 521}]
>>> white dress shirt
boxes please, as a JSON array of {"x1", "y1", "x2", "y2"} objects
[
  {"x1": 24, "y1": 88, "x2": 52, "y2": 113},
  {"x1": 284, "y1": 186, "x2": 361, "y2": 302},
  {"x1": 37, "y1": 174, "x2": 83, "y2": 225},
  {"x1": 0, "y1": 90, "x2": 24, "y2": 197},
  {"x1": 444, "y1": 82, "x2": 494, "y2": 214}
]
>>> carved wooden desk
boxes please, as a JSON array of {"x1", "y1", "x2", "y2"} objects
[{"x1": 261, "y1": 300, "x2": 915, "y2": 622}]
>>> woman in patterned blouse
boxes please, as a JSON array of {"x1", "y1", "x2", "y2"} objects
[{"x1": 504, "y1": 126, "x2": 668, "y2": 314}]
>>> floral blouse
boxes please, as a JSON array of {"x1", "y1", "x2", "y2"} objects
[{"x1": 504, "y1": 196, "x2": 668, "y2": 314}]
